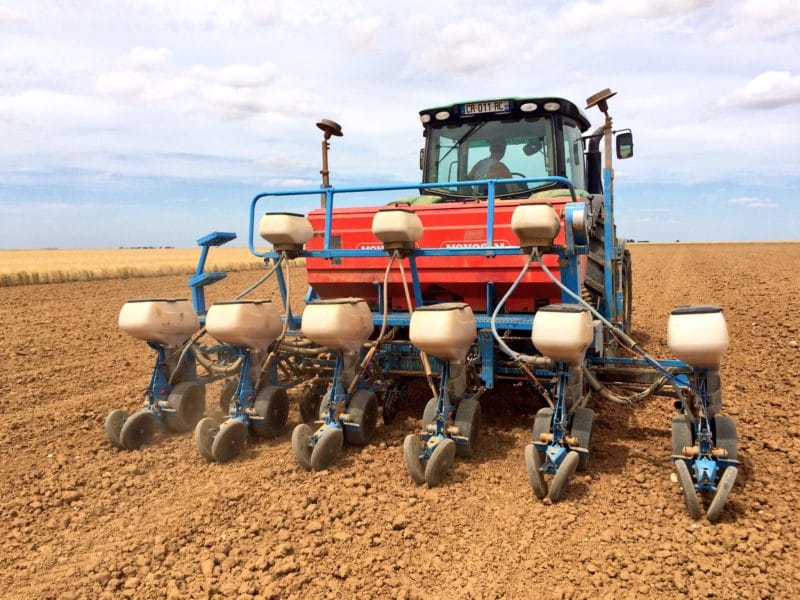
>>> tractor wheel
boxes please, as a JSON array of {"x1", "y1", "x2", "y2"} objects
[
  {"x1": 344, "y1": 390, "x2": 378, "y2": 446},
  {"x1": 570, "y1": 407, "x2": 594, "y2": 471},
  {"x1": 104, "y1": 409, "x2": 129, "y2": 449},
  {"x1": 454, "y1": 398, "x2": 481, "y2": 458},
  {"x1": 292, "y1": 424, "x2": 314, "y2": 470},
  {"x1": 675, "y1": 459, "x2": 702, "y2": 520},
  {"x1": 164, "y1": 381, "x2": 205, "y2": 432},
  {"x1": 119, "y1": 408, "x2": 157, "y2": 450},
  {"x1": 252, "y1": 386, "x2": 289, "y2": 438},
  {"x1": 622, "y1": 248, "x2": 633, "y2": 334},
  {"x1": 712, "y1": 416, "x2": 737, "y2": 461},
  {"x1": 524, "y1": 443, "x2": 547, "y2": 499},
  {"x1": 210, "y1": 419, "x2": 247, "y2": 462},
  {"x1": 671, "y1": 414, "x2": 693, "y2": 457},
  {"x1": 403, "y1": 434, "x2": 426, "y2": 485},
  {"x1": 706, "y1": 466, "x2": 737, "y2": 522},
  {"x1": 310, "y1": 426, "x2": 343, "y2": 471},
  {"x1": 548, "y1": 450, "x2": 579, "y2": 503},
  {"x1": 425, "y1": 438, "x2": 456, "y2": 488}
]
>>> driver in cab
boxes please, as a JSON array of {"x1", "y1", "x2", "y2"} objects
[{"x1": 468, "y1": 139, "x2": 513, "y2": 181}]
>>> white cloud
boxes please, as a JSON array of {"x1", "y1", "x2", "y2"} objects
[
  {"x1": 557, "y1": 0, "x2": 711, "y2": 32},
  {"x1": 404, "y1": 17, "x2": 518, "y2": 75},
  {"x1": 0, "y1": 5, "x2": 25, "y2": 23},
  {"x1": 194, "y1": 62, "x2": 277, "y2": 88},
  {"x1": 718, "y1": 71, "x2": 800, "y2": 109},
  {"x1": 728, "y1": 197, "x2": 777, "y2": 208},
  {"x1": 121, "y1": 47, "x2": 172, "y2": 71},
  {"x1": 344, "y1": 15, "x2": 387, "y2": 49},
  {"x1": 713, "y1": 0, "x2": 800, "y2": 41}
]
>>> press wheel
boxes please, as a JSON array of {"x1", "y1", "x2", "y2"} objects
[
  {"x1": 570, "y1": 407, "x2": 594, "y2": 470},
  {"x1": 424, "y1": 438, "x2": 456, "y2": 487},
  {"x1": 310, "y1": 426, "x2": 344, "y2": 471},
  {"x1": 454, "y1": 398, "x2": 480, "y2": 458},
  {"x1": 195, "y1": 417, "x2": 218, "y2": 461},
  {"x1": 210, "y1": 419, "x2": 247, "y2": 462},
  {"x1": 292, "y1": 424, "x2": 314, "y2": 470},
  {"x1": 119, "y1": 408, "x2": 157, "y2": 450},
  {"x1": 252, "y1": 386, "x2": 289, "y2": 438},
  {"x1": 532, "y1": 407, "x2": 553, "y2": 460},
  {"x1": 164, "y1": 381, "x2": 205, "y2": 432},
  {"x1": 403, "y1": 434, "x2": 426, "y2": 485},
  {"x1": 675, "y1": 459, "x2": 702, "y2": 520},
  {"x1": 713, "y1": 416, "x2": 737, "y2": 461},
  {"x1": 105, "y1": 409, "x2": 129, "y2": 449},
  {"x1": 547, "y1": 450, "x2": 579, "y2": 503},
  {"x1": 524, "y1": 443, "x2": 547, "y2": 499},
  {"x1": 706, "y1": 466, "x2": 737, "y2": 522},
  {"x1": 219, "y1": 378, "x2": 237, "y2": 415},
  {"x1": 344, "y1": 390, "x2": 378, "y2": 446},
  {"x1": 671, "y1": 414, "x2": 693, "y2": 456}
]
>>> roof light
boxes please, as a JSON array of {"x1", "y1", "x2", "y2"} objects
[
  {"x1": 435, "y1": 111, "x2": 450, "y2": 120},
  {"x1": 520, "y1": 102, "x2": 538, "y2": 112},
  {"x1": 420, "y1": 113, "x2": 431, "y2": 124},
  {"x1": 543, "y1": 102, "x2": 561, "y2": 112}
]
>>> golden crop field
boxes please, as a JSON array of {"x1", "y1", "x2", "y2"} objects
[{"x1": 0, "y1": 247, "x2": 270, "y2": 286}]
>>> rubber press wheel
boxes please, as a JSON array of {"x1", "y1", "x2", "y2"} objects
[
  {"x1": 119, "y1": 408, "x2": 157, "y2": 450},
  {"x1": 548, "y1": 450, "x2": 579, "y2": 503},
  {"x1": 570, "y1": 407, "x2": 594, "y2": 471},
  {"x1": 105, "y1": 409, "x2": 129, "y2": 449},
  {"x1": 712, "y1": 416, "x2": 738, "y2": 461},
  {"x1": 425, "y1": 438, "x2": 456, "y2": 488},
  {"x1": 524, "y1": 443, "x2": 547, "y2": 499},
  {"x1": 671, "y1": 414, "x2": 693, "y2": 457},
  {"x1": 421, "y1": 398, "x2": 437, "y2": 432},
  {"x1": 344, "y1": 390, "x2": 378, "y2": 446},
  {"x1": 195, "y1": 417, "x2": 218, "y2": 461},
  {"x1": 211, "y1": 419, "x2": 247, "y2": 462},
  {"x1": 403, "y1": 434, "x2": 426, "y2": 485},
  {"x1": 292, "y1": 424, "x2": 314, "y2": 470},
  {"x1": 164, "y1": 381, "x2": 206, "y2": 432},
  {"x1": 218, "y1": 378, "x2": 238, "y2": 415},
  {"x1": 675, "y1": 459, "x2": 702, "y2": 520},
  {"x1": 252, "y1": 386, "x2": 289, "y2": 438},
  {"x1": 706, "y1": 466, "x2": 738, "y2": 523},
  {"x1": 310, "y1": 426, "x2": 344, "y2": 471},
  {"x1": 454, "y1": 398, "x2": 481, "y2": 458},
  {"x1": 532, "y1": 407, "x2": 553, "y2": 460}
]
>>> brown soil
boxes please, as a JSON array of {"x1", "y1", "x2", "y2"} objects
[{"x1": 1, "y1": 243, "x2": 798, "y2": 599}]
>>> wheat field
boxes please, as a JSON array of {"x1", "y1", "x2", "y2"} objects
[{"x1": 0, "y1": 247, "x2": 270, "y2": 286}]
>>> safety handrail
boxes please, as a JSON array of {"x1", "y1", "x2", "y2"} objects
[{"x1": 248, "y1": 176, "x2": 577, "y2": 258}]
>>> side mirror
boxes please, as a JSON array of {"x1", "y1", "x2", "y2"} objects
[
  {"x1": 616, "y1": 131, "x2": 633, "y2": 159},
  {"x1": 419, "y1": 148, "x2": 424, "y2": 170}
]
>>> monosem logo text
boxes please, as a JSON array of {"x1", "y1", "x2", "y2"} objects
[{"x1": 442, "y1": 240, "x2": 510, "y2": 248}]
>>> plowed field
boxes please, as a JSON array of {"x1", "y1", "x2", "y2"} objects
[{"x1": 1, "y1": 243, "x2": 798, "y2": 599}]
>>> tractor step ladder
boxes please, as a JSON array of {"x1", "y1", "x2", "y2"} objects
[{"x1": 189, "y1": 231, "x2": 237, "y2": 320}]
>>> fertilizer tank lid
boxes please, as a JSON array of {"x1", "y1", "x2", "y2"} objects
[
  {"x1": 377, "y1": 207, "x2": 416, "y2": 214},
  {"x1": 212, "y1": 300, "x2": 272, "y2": 305},
  {"x1": 537, "y1": 303, "x2": 589, "y2": 313},
  {"x1": 127, "y1": 298, "x2": 187, "y2": 303},
  {"x1": 264, "y1": 211, "x2": 305, "y2": 217},
  {"x1": 309, "y1": 297, "x2": 366, "y2": 305},
  {"x1": 671, "y1": 305, "x2": 723, "y2": 315},
  {"x1": 415, "y1": 302, "x2": 470, "y2": 312}
]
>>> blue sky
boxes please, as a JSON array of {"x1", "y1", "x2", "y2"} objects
[{"x1": 1, "y1": 0, "x2": 799, "y2": 248}]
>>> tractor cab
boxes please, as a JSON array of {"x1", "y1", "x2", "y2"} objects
[{"x1": 419, "y1": 97, "x2": 594, "y2": 200}]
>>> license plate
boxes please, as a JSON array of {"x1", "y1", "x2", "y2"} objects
[{"x1": 462, "y1": 100, "x2": 511, "y2": 116}]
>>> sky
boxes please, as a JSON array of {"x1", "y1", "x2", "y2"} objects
[{"x1": 0, "y1": 0, "x2": 799, "y2": 249}]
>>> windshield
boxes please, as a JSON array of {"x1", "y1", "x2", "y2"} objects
[{"x1": 424, "y1": 116, "x2": 556, "y2": 198}]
